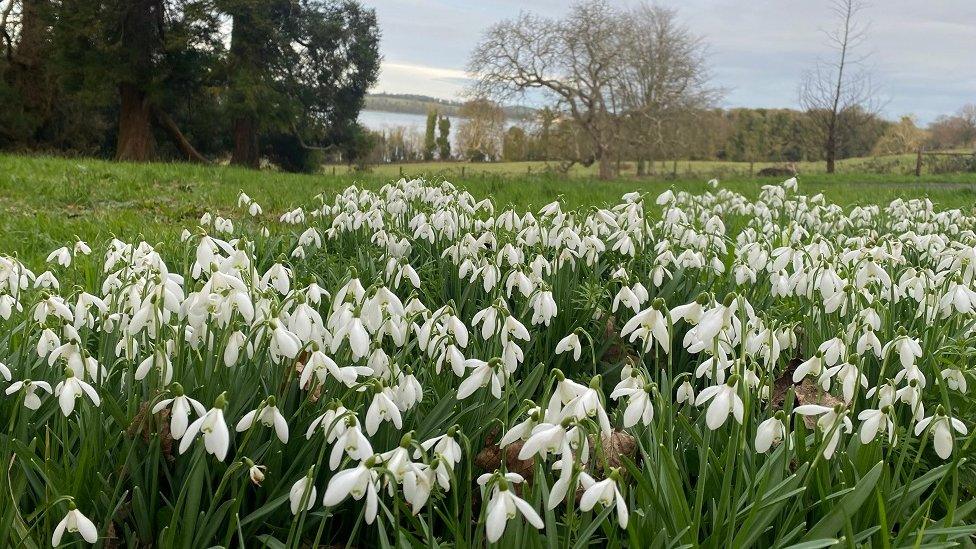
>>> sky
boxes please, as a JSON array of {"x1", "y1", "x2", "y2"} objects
[{"x1": 361, "y1": 0, "x2": 976, "y2": 124}]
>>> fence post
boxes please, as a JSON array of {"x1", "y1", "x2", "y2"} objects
[
  {"x1": 915, "y1": 148, "x2": 923, "y2": 177},
  {"x1": 461, "y1": 166, "x2": 466, "y2": 177}
]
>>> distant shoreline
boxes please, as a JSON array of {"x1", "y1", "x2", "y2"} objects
[{"x1": 365, "y1": 93, "x2": 534, "y2": 120}]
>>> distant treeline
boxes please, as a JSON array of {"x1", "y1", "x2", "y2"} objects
[
  {"x1": 365, "y1": 93, "x2": 535, "y2": 120},
  {"x1": 359, "y1": 102, "x2": 976, "y2": 168}
]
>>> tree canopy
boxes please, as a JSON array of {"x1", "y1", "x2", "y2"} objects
[{"x1": 0, "y1": 0, "x2": 380, "y2": 171}]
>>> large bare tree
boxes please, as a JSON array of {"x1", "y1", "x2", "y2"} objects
[
  {"x1": 467, "y1": 1, "x2": 625, "y2": 179},
  {"x1": 467, "y1": 0, "x2": 712, "y2": 180},
  {"x1": 799, "y1": 0, "x2": 880, "y2": 173},
  {"x1": 614, "y1": 4, "x2": 715, "y2": 176}
]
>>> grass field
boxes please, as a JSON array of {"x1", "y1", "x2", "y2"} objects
[
  {"x1": 2, "y1": 153, "x2": 976, "y2": 264},
  {"x1": 329, "y1": 152, "x2": 975, "y2": 180},
  {"x1": 4, "y1": 153, "x2": 976, "y2": 547}
]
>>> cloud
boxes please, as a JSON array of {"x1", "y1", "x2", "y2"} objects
[
  {"x1": 373, "y1": 62, "x2": 474, "y2": 99},
  {"x1": 362, "y1": 0, "x2": 975, "y2": 123}
]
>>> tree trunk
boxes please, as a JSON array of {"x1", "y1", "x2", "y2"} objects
[
  {"x1": 598, "y1": 155, "x2": 614, "y2": 180},
  {"x1": 596, "y1": 139, "x2": 615, "y2": 180},
  {"x1": 825, "y1": 132, "x2": 837, "y2": 174},
  {"x1": 232, "y1": 115, "x2": 260, "y2": 168},
  {"x1": 116, "y1": 83, "x2": 156, "y2": 162},
  {"x1": 115, "y1": 0, "x2": 161, "y2": 161},
  {"x1": 228, "y1": 1, "x2": 275, "y2": 169},
  {"x1": 636, "y1": 158, "x2": 646, "y2": 177}
]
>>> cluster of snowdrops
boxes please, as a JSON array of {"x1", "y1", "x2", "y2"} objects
[{"x1": 1, "y1": 176, "x2": 975, "y2": 547}]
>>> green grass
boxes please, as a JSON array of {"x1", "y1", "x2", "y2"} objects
[
  {"x1": 332, "y1": 152, "x2": 969, "y2": 179},
  {"x1": 2, "y1": 153, "x2": 976, "y2": 264}
]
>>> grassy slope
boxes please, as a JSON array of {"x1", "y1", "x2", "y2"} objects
[{"x1": 2, "y1": 153, "x2": 975, "y2": 264}]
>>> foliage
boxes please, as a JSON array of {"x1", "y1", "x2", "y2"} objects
[{"x1": 0, "y1": 0, "x2": 379, "y2": 166}]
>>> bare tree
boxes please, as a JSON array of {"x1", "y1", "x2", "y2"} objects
[
  {"x1": 468, "y1": 0, "x2": 713, "y2": 180},
  {"x1": 615, "y1": 3, "x2": 716, "y2": 176},
  {"x1": 799, "y1": 0, "x2": 880, "y2": 173},
  {"x1": 456, "y1": 98, "x2": 506, "y2": 161},
  {"x1": 467, "y1": 0, "x2": 625, "y2": 179}
]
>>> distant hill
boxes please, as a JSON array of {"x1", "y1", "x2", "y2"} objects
[{"x1": 365, "y1": 93, "x2": 535, "y2": 120}]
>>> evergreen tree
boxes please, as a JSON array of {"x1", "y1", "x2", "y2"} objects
[
  {"x1": 423, "y1": 109, "x2": 437, "y2": 161},
  {"x1": 437, "y1": 116, "x2": 451, "y2": 160}
]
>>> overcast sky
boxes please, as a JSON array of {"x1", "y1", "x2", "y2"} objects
[{"x1": 361, "y1": 0, "x2": 976, "y2": 124}]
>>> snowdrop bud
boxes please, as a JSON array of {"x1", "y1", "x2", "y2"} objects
[{"x1": 289, "y1": 469, "x2": 317, "y2": 515}]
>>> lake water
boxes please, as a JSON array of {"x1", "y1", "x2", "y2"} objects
[
  {"x1": 358, "y1": 110, "x2": 522, "y2": 133},
  {"x1": 358, "y1": 110, "x2": 454, "y2": 133}
]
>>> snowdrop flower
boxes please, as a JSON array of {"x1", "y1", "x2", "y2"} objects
[
  {"x1": 223, "y1": 331, "x2": 247, "y2": 367},
  {"x1": 670, "y1": 295, "x2": 707, "y2": 324},
  {"x1": 402, "y1": 461, "x2": 437, "y2": 514},
  {"x1": 289, "y1": 469, "x2": 318, "y2": 515},
  {"x1": 855, "y1": 327, "x2": 882, "y2": 358},
  {"x1": 179, "y1": 393, "x2": 230, "y2": 461},
  {"x1": 395, "y1": 367, "x2": 424, "y2": 410},
  {"x1": 322, "y1": 458, "x2": 380, "y2": 524},
  {"x1": 610, "y1": 381, "x2": 654, "y2": 428},
  {"x1": 5, "y1": 379, "x2": 53, "y2": 410},
  {"x1": 794, "y1": 404, "x2": 852, "y2": 459},
  {"x1": 914, "y1": 408, "x2": 968, "y2": 459},
  {"x1": 299, "y1": 350, "x2": 370, "y2": 389},
  {"x1": 0, "y1": 361, "x2": 9, "y2": 381},
  {"x1": 675, "y1": 380, "x2": 695, "y2": 404},
  {"x1": 51, "y1": 501, "x2": 98, "y2": 546},
  {"x1": 151, "y1": 384, "x2": 207, "y2": 439},
  {"x1": 54, "y1": 369, "x2": 100, "y2": 417},
  {"x1": 818, "y1": 359, "x2": 868, "y2": 404},
  {"x1": 135, "y1": 345, "x2": 174, "y2": 385},
  {"x1": 306, "y1": 403, "x2": 352, "y2": 441},
  {"x1": 818, "y1": 337, "x2": 847, "y2": 367},
  {"x1": 478, "y1": 472, "x2": 544, "y2": 543},
  {"x1": 555, "y1": 331, "x2": 583, "y2": 361},
  {"x1": 558, "y1": 376, "x2": 612, "y2": 434},
  {"x1": 857, "y1": 407, "x2": 895, "y2": 444},
  {"x1": 365, "y1": 382, "x2": 402, "y2": 435},
  {"x1": 941, "y1": 368, "x2": 968, "y2": 393},
  {"x1": 330, "y1": 418, "x2": 372, "y2": 470},
  {"x1": 416, "y1": 428, "x2": 463, "y2": 469},
  {"x1": 73, "y1": 240, "x2": 92, "y2": 256},
  {"x1": 499, "y1": 406, "x2": 543, "y2": 447},
  {"x1": 695, "y1": 377, "x2": 744, "y2": 430},
  {"x1": 530, "y1": 288, "x2": 558, "y2": 325},
  {"x1": 47, "y1": 246, "x2": 72, "y2": 267},
  {"x1": 579, "y1": 469, "x2": 629, "y2": 528},
  {"x1": 457, "y1": 358, "x2": 505, "y2": 400},
  {"x1": 792, "y1": 352, "x2": 824, "y2": 382},
  {"x1": 619, "y1": 299, "x2": 671, "y2": 354},
  {"x1": 236, "y1": 396, "x2": 289, "y2": 443},
  {"x1": 755, "y1": 413, "x2": 787, "y2": 453}
]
